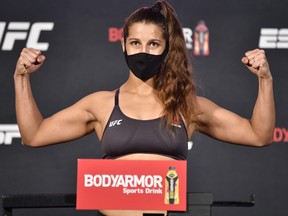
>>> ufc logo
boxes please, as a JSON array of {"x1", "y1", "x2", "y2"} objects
[
  {"x1": 0, "y1": 22, "x2": 54, "y2": 51},
  {"x1": 259, "y1": 28, "x2": 288, "y2": 49},
  {"x1": 109, "y1": 119, "x2": 122, "y2": 127},
  {"x1": 0, "y1": 124, "x2": 21, "y2": 145}
]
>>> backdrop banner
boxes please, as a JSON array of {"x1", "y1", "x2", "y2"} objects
[{"x1": 0, "y1": 0, "x2": 287, "y2": 216}]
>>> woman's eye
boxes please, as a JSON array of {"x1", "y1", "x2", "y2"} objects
[
  {"x1": 150, "y1": 42, "x2": 159, "y2": 48},
  {"x1": 131, "y1": 41, "x2": 140, "y2": 46}
]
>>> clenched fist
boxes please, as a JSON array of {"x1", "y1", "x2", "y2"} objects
[
  {"x1": 15, "y1": 48, "x2": 46, "y2": 76},
  {"x1": 241, "y1": 49, "x2": 272, "y2": 78}
]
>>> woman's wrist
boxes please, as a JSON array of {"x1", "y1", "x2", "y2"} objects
[
  {"x1": 14, "y1": 72, "x2": 30, "y2": 81},
  {"x1": 257, "y1": 70, "x2": 272, "y2": 80}
]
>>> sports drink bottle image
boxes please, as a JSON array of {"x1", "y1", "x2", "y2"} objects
[
  {"x1": 193, "y1": 20, "x2": 210, "y2": 56},
  {"x1": 164, "y1": 166, "x2": 179, "y2": 204}
]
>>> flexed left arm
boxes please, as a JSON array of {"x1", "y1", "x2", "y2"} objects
[
  {"x1": 241, "y1": 49, "x2": 275, "y2": 145},
  {"x1": 196, "y1": 49, "x2": 275, "y2": 147}
]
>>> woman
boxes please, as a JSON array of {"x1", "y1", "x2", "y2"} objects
[{"x1": 14, "y1": 1, "x2": 275, "y2": 216}]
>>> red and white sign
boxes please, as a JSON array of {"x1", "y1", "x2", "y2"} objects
[{"x1": 76, "y1": 159, "x2": 187, "y2": 211}]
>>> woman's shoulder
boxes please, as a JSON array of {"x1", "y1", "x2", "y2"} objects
[
  {"x1": 78, "y1": 89, "x2": 118, "y2": 121},
  {"x1": 196, "y1": 96, "x2": 218, "y2": 110},
  {"x1": 81, "y1": 89, "x2": 117, "y2": 102},
  {"x1": 195, "y1": 96, "x2": 219, "y2": 124},
  {"x1": 75, "y1": 89, "x2": 117, "y2": 111}
]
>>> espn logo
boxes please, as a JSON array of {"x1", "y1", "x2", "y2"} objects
[{"x1": 259, "y1": 28, "x2": 288, "y2": 49}]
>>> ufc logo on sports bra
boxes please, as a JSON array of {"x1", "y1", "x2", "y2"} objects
[{"x1": 109, "y1": 119, "x2": 122, "y2": 127}]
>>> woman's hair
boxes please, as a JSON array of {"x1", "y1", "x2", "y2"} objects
[{"x1": 123, "y1": 0, "x2": 199, "y2": 130}]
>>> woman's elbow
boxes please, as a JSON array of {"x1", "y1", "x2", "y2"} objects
[
  {"x1": 253, "y1": 135, "x2": 274, "y2": 147},
  {"x1": 21, "y1": 137, "x2": 42, "y2": 147}
]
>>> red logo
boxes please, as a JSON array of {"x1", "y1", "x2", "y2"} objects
[
  {"x1": 76, "y1": 159, "x2": 187, "y2": 211},
  {"x1": 274, "y1": 127, "x2": 288, "y2": 143},
  {"x1": 108, "y1": 27, "x2": 123, "y2": 42},
  {"x1": 108, "y1": 20, "x2": 210, "y2": 56}
]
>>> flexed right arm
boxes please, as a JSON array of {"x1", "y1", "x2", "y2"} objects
[
  {"x1": 14, "y1": 48, "x2": 46, "y2": 145},
  {"x1": 14, "y1": 48, "x2": 96, "y2": 147}
]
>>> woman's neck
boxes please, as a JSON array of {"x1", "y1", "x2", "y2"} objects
[{"x1": 121, "y1": 73, "x2": 156, "y2": 95}]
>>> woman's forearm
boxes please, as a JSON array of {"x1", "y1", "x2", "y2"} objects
[
  {"x1": 251, "y1": 76, "x2": 275, "y2": 145},
  {"x1": 14, "y1": 74, "x2": 43, "y2": 145}
]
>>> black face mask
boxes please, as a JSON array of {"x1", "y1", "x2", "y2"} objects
[{"x1": 124, "y1": 46, "x2": 168, "y2": 81}]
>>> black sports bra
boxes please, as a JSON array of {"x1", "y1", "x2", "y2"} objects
[{"x1": 101, "y1": 89, "x2": 188, "y2": 160}]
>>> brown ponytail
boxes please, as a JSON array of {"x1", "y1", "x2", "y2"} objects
[{"x1": 154, "y1": 0, "x2": 199, "y2": 130}]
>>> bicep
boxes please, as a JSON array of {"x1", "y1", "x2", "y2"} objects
[
  {"x1": 30, "y1": 99, "x2": 96, "y2": 147},
  {"x1": 196, "y1": 97, "x2": 258, "y2": 146}
]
